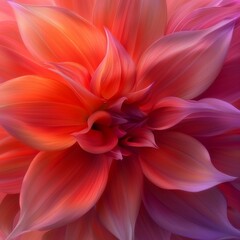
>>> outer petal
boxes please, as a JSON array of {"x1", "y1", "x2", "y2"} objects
[
  {"x1": 143, "y1": 181, "x2": 240, "y2": 239},
  {"x1": 9, "y1": 3, "x2": 106, "y2": 73},
  {"x1": 93, "y1": 0, "x2": 167, "y2": 60},
  {"x1": 140, "y1": 131, "x2": 234, "y2": 192},
  {"x1": 8, "y1": 145, "x2": 110, "y2": 239},
  {"x1": 97, "y1": 157, "x2": 143, "y2": 240},
  {"x1": 134, "y1": 205, "x2": 171, "y2": 240},
  {"x1": 91, "y1": 30, "x2": 136, "y2": 100},
  {"x1": 0, "y1": 127, "x2": 37, "y2": 193},
  {"x1": 0, "y1": 76, "x2": 87, "y2": 150},
  {"x1": 137, "y1": 20, "x2": 234, "y2": 102}
]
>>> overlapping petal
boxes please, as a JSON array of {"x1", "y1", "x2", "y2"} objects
[
  {"x1": 9, "y1": 145, "x2": 110, "y2": 239},
  {"x1": 140, "y1": 131, "x2": 234, "y2": 192},
  {"x1": 143, "y1": 181, "x2": 240, "y2": 239},
  {"x1": 97, "y1": 157, "x2": 143, "y2": 240},
  {"x1": 0, "y1": 76, "x2": 88, "y2": 150},
  {"x1": 9, "y1": 3, "x2": 106, "y2": 73},
  {"x1": 137, "y1": 20, "x2": 234, "y2": 104}
]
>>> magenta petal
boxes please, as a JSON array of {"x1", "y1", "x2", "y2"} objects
[
  {"x1": 143, "y1": 181, "x2": 240, "y2": 239},
  {"x1": 8, "y1": 145, "x2": 110, "y2": 238},
  {"x1": 97, "y1": 157, "x2": 143, "y2": 240}
]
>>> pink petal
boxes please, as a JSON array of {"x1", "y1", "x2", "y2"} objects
[
  {"x1": 42, "y1": 227, "x2": 66, "y2": 240},
  {"x1": 91, "y1": 30, "x2": 136, "y2": 100},
  {"x1": 140, "y1": 131, "x2": 234, "y2": 192},
  {"x1": 97, "y1": 157, "x2": 143, "y2": 240},
  {"x1": 93, "y1": 0, "x2": 167, "y2": 60},
  {"x1": 8, "y1": 145, "x2": 110, "y2": 238},
  {"x1": 9, "y1": 3, "x2": 106, "y2": 73},
  {"x1": 0, "y1": 76, "x2": 88, "y2": 150},
  {"x1": 137, "y1": 20, "x2": 234, "y2": 102},
  {"x1": 143, "y1": 181, "x2": 240, "y2": 239},
  {"x1": 135, "y1": 205, "x2": 171, "y2": 240},
  {"x1": 65, "y1": 209, "x2": 117, "y2": 240},
  {"x1": 0, "y1": 127, "x2": 37, "y2": 193}
]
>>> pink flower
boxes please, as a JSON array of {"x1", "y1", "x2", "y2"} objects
[{"x1": 0, "y1": 0, "x2": 240, "y2": 239}]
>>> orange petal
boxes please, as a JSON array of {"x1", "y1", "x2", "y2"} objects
[
  {"x1": 93, "y1": 0, "x2": 167, "y2": 60},
  {"x1": 10, "y1": 3, "x2": 106, "y2": 73},
  {"x1": 0, "y1": 128, "x2": 37, "y2": 193},
  {"x1": 9, "y1": 146, "x2": 110, "y2": 238},
  {"x1": 140, "y1": 132, "x2": 234, "y2": 192},
  {"x1": 0, "y1": 76, "x2": 87, "y2": 150},
  {"x1": 137, "y1": 20, "x2": 234, "y2": 102},
  {"x1": 97, "y1": 157, "x2": 143, "y2": 240},
  {"x1": 91, "y1": 30, "x2": 136, "y2": 100}
]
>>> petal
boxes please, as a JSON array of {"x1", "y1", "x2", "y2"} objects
[
  {"x1": 143, "y1": 181, "x2": 240, "y2": 239},
  {"x1": 0, "y1": 127, "x2": 37, "y2": 193},
  {"x1": 140, "y1": 131, "x2": 234, "y2": 192},
  {"x1": 65, "y1": 209, "x2": 117, "y2": 240},
  {"x1": 9, "y1": 145, "x2": 110, "y2": 238},
  {"x1": 42, "y1": 227, "x2": 66, "y2": 240},
  {"x1": 137, "y1": 20, "x2": 234, "y2": 102},
  {"x1": 10, "y1": 3, "x2": 106, "y2": 73},
  {"x1": 0, "y1": 76, "x2": 87, "y2": 150},
  {"x1": 134, "y1": 205, "x2": 171, "y2": 240},
  {"x1": 97, "y1": 157, "x2": 143, "y2": 240},
  {"x1": 93, "y1": 0, "x2": 167, "y2": 60},
  {"x1": 91, "y1": 30, "x2": 136, "y2": 100},
  {"x1": 201, "y1": 135, "x2": 240, "y2": 177}
]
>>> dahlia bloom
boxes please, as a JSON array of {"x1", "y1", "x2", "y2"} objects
[{"x1": 0, "y1": 0, "x2": 240, "y2": 239}]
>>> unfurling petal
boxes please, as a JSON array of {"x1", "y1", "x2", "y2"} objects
[
  {"x1": 143, "y1": 181, "x2": 240, "y2": 239},
  {"x1": 91, "y1": 30, "x2": 136, "y2": 100},
  {"x1": 9, "y1": 3, "x2": 106, "y2": 73},
  {"x1": 0, "y1": 127, "x2": 37, "y2": 193},
  {"x1": 137, "y1": 20, "x2": 234, "y2": 104},
  {"x1": 0, "y1": 76, "x2": 87, "y2": 150},
  {"x1": 97, "y1": 157, "x2": 143, "y2": 240},
  {"x1": 140, "y1": 132, "x2": 234, "y2": 192},
  {"x1": 134, "y1": 205, "x2": 171, "y2": 240},
  {"x1": 8, "y1": 145, "x2": 110, "y2": 239},
  {"x1": 93, "y1": 0, "x2": 167, "y2": 60}
]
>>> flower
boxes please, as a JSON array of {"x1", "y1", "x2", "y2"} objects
[{"x1": 0, "y1": 0, "x2": 240, "y2": 239}]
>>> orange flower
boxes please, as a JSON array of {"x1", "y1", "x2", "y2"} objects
[{"x1": 0, "y1": 0, "x2": 240, "y2": 239}]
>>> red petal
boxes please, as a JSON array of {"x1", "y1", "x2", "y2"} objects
[
  {"x1": 97, "y1": 157, "x2": 143, "y2": 240},
  {"x1": 137, "y1": 20, "x2": 234, "y2": 102},
  {"x1": 10, "y1": 3, "x2": 106, "y2": 73},
  {"x1": 9, "y1": 145, "x2": 110, "y2": 238},
  {"x1": 143, "y1": 181, "x2": 240, "y2": 239},
  {"x1": 140, "y1": 131, "x2": 234, "y2": 192}
]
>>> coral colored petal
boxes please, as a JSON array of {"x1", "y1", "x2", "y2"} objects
[
  {"x1": 0, "y1": 128, "x2": 37, "y2": 193},
  {"x1": 134, "y1": 206, "x2": 171, "y2": 240},
  {"x1": 91, "y1": 30, "x2": 136, "y2": 100},
  {"x1": 0, "y1": 76, "x2": 87, "y2": 150},
  {"x1": 143, "y1": 182, "x2": 240, "y2": 239},
  {"x1": 137, "y1": 20, "x2": 234, "y2": 102},
  {"x1": 9, "y1": 3, "x2": 106, "y2": 73},
  {"x1": 140, "y1": 132, "x2": 234, "y2": 192},
  {"x1": 65, "y1": 210, "x2": 117, "y2": 240},
  {"x1": 93, "y1": 0, "x2": 167, "y2": 60},
  {"x1": 97, "y1": 158, "x2": 143, "y2": 240},
  {"x1": 8, "y1": 146, "x2": 110, "y2": 239},
  {"x1": 42, "y1": 227, "x2": 66, "y2": 240}
]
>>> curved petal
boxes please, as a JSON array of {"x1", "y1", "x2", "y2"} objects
[
  {"x1": 65, "y1": 209, "x2": 117, "y2": 240},
  {"x1": 42, "y1": 227, "x2": 66, "y2": 240},
  {"x1": 0, "y1": 76, "x2": 87, "y2": 150},
  {"x1": 9, "y1": 3, "x2": 106, "y2": 73},
  {"x1": 8, "y1": 145, "x2": 110, "y2": 239},
  {"x1": 97, "y1": 157, "x2": 143, "y2": 240},
  {"x1": 93, "y1": 0, "x2": 167, "y2": 60},
  {"x1": 0, "y1": 127, "x2": 37, "y2": 193},
  {"x1": 143, "y1": 181, "x2": 240, "y2": 239},
  {"x1": 137, "y1": 20, "x2": 234, "y2": 102},
  {"x1": 134, "y1": 205, "x2": 171, "y2": 240},
  {"x1": 140, "y1": 131, "x2": 234, "y2": 192},
  {"x1": 91, "y1": 30, "x2": 136, "y2": 100}
]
